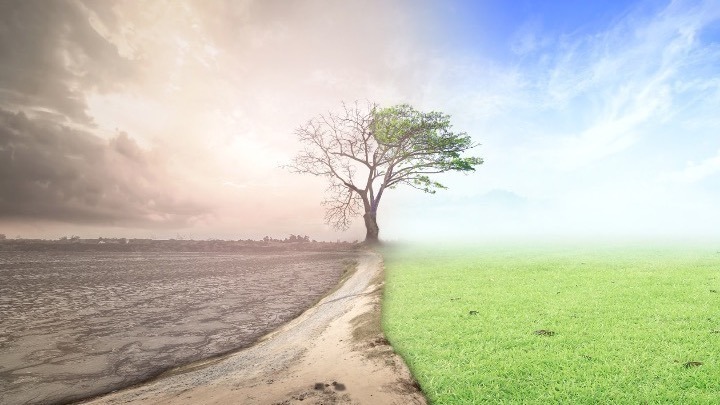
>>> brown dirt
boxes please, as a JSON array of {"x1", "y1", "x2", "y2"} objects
[{"x1": 81, "y1": 250, "x2": 426, "y2": 405}]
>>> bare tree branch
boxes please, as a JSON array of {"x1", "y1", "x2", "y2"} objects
[{"x1": 287, "y1": 102, "x2": 483, "y2": 240}]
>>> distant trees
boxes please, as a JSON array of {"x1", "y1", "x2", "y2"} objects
[
  {"x1": 286, "y1": 234, "x2": 311, "y2": 243},
  {"x1": 262, "y1": 234, "x2": 311, "y2": 243}
]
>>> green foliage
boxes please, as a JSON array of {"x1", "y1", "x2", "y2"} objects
[
  {"x1": 371, "y1": 104, "x2": 483, "y2": 193},
  {"x1": 289, "y1": 102, "x2": 482, "y2": 235},
  {"x1": 383, "y1": 244, "x2": 720, "y2": 404}
]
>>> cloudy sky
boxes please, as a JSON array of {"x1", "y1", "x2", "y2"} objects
[{"x1": 1, "y1": 0, "x2": 719, "y2": 241}]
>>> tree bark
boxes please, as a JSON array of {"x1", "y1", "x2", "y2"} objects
[{"x1": 363, "y1": 212, "x2": 380, "y2": 243}]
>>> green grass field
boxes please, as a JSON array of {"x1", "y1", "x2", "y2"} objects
[{"x1": 382, "y1": 243, "x2": 720, "y2": 404}]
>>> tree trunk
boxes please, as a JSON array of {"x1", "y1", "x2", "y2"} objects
[{"x1": 363, "y1": 212, "x2": 380, "y2": 243}]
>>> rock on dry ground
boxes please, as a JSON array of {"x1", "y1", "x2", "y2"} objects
[{"x1": 82, "y1": 250, "x2": 426, "y2": 405}]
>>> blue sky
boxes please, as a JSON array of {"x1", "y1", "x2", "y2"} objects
[
  {"x1": 431, "y1": 0, "x2": 653, "y2": 58},
  {"x1": 0, "y1": 0, "x2": 718, "y2": 241},
  {"x1": 384, "y1": 0, "x2": 720, "y2": 240}
]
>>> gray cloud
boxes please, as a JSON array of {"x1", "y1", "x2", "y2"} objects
[
  {"x1": 0, "y1": 1, "x2": 209, "y2": 228},
  {"x1": 0, "y1": 0, "x2": 136, "y2": 124},
  {"x1": 0, "y1": 109, "x2": 207, "y2": 226},
  {"x1": 0, "y1": 0, "x2": 438, "y2": 237}
]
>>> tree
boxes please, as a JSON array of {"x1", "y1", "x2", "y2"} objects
[{"x1": 288, "y1": 102, "x2": 483, "y2": 243}]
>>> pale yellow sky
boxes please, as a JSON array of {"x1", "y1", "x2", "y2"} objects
[{"x1": 0, "y1": 0, "x2": 440, "y2": 240}]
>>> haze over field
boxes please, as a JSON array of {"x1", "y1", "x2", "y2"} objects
[{"x1": 1, "y1": 0, "x2": 719, "y2": 241}]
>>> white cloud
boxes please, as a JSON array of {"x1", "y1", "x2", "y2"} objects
[
  {"x1": 665, "y1": 150, "x2": 720, "y2": 183},
  {"x1": 511, "y1": 18, "x2": 552, "y2": 55},
  {"x1": 531, "y1": 5, "x2": 717, "y2": 167},
  {"x1": 3, "y1": 0, "x2": 719, "y2": 240},
  {"x1": 386, "y1": 0, "x2": 720, "y2": 240}
]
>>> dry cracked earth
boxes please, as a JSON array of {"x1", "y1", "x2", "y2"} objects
[{"x1": 0, "y1": 249, "x2": 359, "y2": 405}]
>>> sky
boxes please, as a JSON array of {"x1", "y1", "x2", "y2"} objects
[{"x1": 0, "y1": 0, "x2": 719, "y2": 242}]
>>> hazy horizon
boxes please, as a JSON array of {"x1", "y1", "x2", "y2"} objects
[{"x1": 1, "y1": 0, "x2": 719, "y2": 242}]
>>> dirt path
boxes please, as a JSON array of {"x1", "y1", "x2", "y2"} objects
[{"x1": 82, "y1": 250, "x2": 426, "y2": 405}]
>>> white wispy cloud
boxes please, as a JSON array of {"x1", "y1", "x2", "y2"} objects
[
  {"x1": 511, "y1": 18, "x2": 552, "y2": 56},
  {"x1": 397, "y1": 0, "x2": 720, "y2": 239},
  {"x1": 664, "y1": 150, "x2": 720, "y2": 183},
  {"x1": 528, "y1": 0, "x2": 720, "y2": 169}
]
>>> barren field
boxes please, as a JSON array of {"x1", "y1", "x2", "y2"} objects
[
  {"x1": 82, "y1": 250, "x2": 425, "y2": 405},
  {"x1": 0, "y1": 248, "x2": 359, "y2": 405}
]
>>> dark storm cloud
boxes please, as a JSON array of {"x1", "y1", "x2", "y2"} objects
[
  {"x1": 0, "y1": 109, "x2": 207, "y2": 225},
  {"x1": 0, "y1": 0, "x2": 135, "y2": 123},
  {"x1": 0, "y1": 1, "x2": 208, "y2": 227}
]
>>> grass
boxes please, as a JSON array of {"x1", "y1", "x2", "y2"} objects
[{"x1": 381, "y1": 243, "x2": 720, "y2": 404}]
